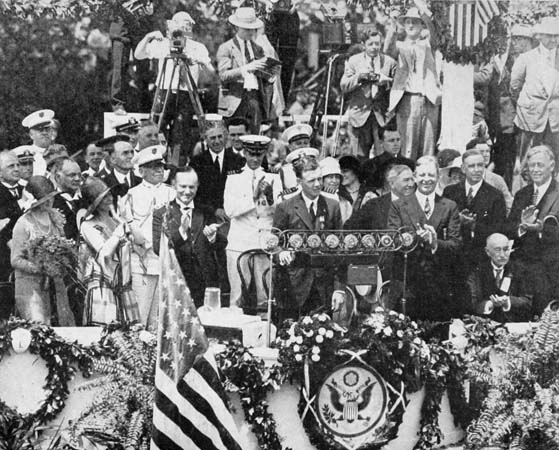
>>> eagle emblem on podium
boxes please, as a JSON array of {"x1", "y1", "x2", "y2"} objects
[{"x1": 316, "y1": 364, "x2": 388, "y2": 449}]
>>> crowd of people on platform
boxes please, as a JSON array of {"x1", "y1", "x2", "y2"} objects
[{"x1": 1, "y1": 0, "x2": 559, "y2": 331}]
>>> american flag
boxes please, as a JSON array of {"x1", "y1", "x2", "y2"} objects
[
  {"x1": 151, "y1": 232, "x2": 244, "y2": 450},
  {"x1": 447, "y1": 0, "x2": 500, "y2": 49}
]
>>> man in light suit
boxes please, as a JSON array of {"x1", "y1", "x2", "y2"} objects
[
  {"x1": 506, "y1": 145, "x2": 559, "y2": 315},
  {"x1": 224, "y1": 135, "x2": 281, "y2": 310},
  {"x1": 511, "y1": 17, "x2": 559, "y2": 163},
  {"x1": 152, "y1": 167, "x2": 225, "y2": 307},
  {"x1": 216, "y1": 7, "x2": 275, "y2": 134},
  {"x1": 273, "y1": 157, "x2": 342, "y2": 314},
  {"x1": 340, "y1": 28, "x2": 396, "y2": 158},
  {"x1": 388, "y1": 156, "x2": 461, "y2": 321},
  {"x1": 474, "y1": 24, "x2": 534, "y2": 187},
  {"x1": 384, "y1": 0, "x2": 441, "y2": 160}
]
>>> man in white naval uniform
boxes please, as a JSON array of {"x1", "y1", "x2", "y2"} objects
[
  {"x1": 119, "y1": 145, "x2": 175, "y2": 329},
  {"x1": 224, "y1": 135, "x2": 281, "y2": 311},
  {"x1": 21, "y1": 109, "x2": 56, "y2": 176}
]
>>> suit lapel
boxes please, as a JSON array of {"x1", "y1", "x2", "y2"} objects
[
  {"x1": 408, "y1": 194, "x2": 426, "y2": 227},
  {"x1": 537, "y1": 180, "x2": 559, "y2": 219},
  {"x1": 168, "y1": 201, "x2": 184, "y2": 243},
  {"x1": 294, "y1": 194, "x2": 314, "y2": 230},
  {"x1": 317, "y1": 195, "x2": 330, "y2": 230},
  {"x1": 428, "y1": 195, "x2": 445, "y2": 229},
  {"x1": 190, "y1": 208, "x2": 204, "y2": 242}
]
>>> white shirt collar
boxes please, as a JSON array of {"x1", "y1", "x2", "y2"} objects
[
  {"x1": 465, "y1": 180, "x2": 483, "y2": 198},
  {"x1": 176, "y1": 198, "x2": 194, "y2": 210},
  {"x1": 415, "y1": 191, "x2": 436, "y2": 208},
  {"x1": 390, "y1": 192, "x2": 399, "y2": 202},
  {"x1": 209, "y1": 150, "x2": 224, "y2": 164},
  {"x1": 534, "y1": 177, "x2": 552, "y2": 204},
  {"x1": 242, "y1": 164, "x2": 263, "y2": 175},
  {"x1": 301, "y1": 192, "x2": 318, "y2": 210},
  {"x1": 141, "y1": 180, "x2": 160, "y2": 189},
  {"x1": 491, "y1": 262, "x2": 505, "y2": 272},
  {"x1": 113, "y1": 170, "x2": 129, "y2": 185},
  {"x1": 2, "y1": 181, "x2": 19, "y2": 190}
]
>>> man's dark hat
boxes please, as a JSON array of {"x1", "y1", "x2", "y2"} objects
[{"x1": 96, "y1": 134, "x2": 131, "y2": 148}]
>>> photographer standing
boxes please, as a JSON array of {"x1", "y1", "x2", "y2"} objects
[
  {"x1": 134, "y1": 12, "x2": 214, "y2": 161},
  {"x1": 341, "y1": 28, "x2": 396, "y2": 159}
]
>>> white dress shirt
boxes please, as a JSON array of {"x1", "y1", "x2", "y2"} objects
[
  {"x1": 416, "y1": 191, "x2": 436, "y2": 218},
  {"x1": 465, "y1": 180, "x2": 483, "y2": 199},
  {"x1": 237, "y1": 36, "x2": 259, "y2": 91},
  {"x1": 30, "y1": 144, "x2": 47, "y2": 176},
  {"x1": 209, "y1": 150, "x2": 224, "y2": 172},
  {"x1": 533, "y1": 177, "x2": 552, "y2": 205}
]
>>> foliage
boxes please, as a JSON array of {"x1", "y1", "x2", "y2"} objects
[
  {"x1": 465, "y1": 303, "x2": 559, "y2": 450},
  {"x1": 276, "y1": 308, "x2": 469, "y2": 450},
  {"x1": 0, "y1": 319, "x2": 95, "y2": 449},
  {"x1": 68, "y1": 323, "x2": 156, "y2": 450},
  {"x1": 217, "y1": 341, "x2": 288, "y2": 450},
  {"x1": 23, "y1": 235, "x2": 77, "y2": 279}
]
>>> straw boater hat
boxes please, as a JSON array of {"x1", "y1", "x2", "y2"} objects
[
  {"x1": 319, "y1": 157, "x2": 342, "y2": 177},
  {"x1": 228, "y1": 7, "x2": 264, "y2": 29},
  {"x1": 25, "y1": 176, "x2": 58, "y2": 211}
]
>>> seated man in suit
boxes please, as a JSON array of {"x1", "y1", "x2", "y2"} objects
[
  {"x1": 443, "y1": 149, "x2": 507, "y2": 271},
  {"x1": 340, "y1": 27, "x2": 396, "y2": 158},
  {"x1": 273, "y1": 157, "x2": 342, "y2": 315},
  {"x1": 506, "y1": 145, "x2": 559, "y2": 315},
  {"x1": 153, "y1": 167, "x2": 225, "y2": 307},
  {"x1": 467, "y1": 233, "x2": 532, "y2": 322},
  {"x1": 388, "y1": 156, "x2": 462, "y2": 321}
]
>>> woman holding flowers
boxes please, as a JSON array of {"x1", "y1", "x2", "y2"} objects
[
  {"x1": 11, "y1": 176, "x2": 75, "y2": 325},
  {"x1": 78, "y1": 177, "x2": 140, "y2": 325}
]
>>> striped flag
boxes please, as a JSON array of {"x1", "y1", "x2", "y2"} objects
[
  {"x1": 447, "y1": 0, "x2": 500, "y2": 49},
  {"x1": 151, "y1": 232, "x2": 244, "y2": 450}
]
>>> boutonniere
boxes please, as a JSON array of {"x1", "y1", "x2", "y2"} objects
[{"x1": 319, "y1": 216, "x2": 325, "y2": 230}]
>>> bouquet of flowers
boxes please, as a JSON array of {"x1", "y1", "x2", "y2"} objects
[{"x1": 23, "y1": 235, "x2": 78, "y2": 279}]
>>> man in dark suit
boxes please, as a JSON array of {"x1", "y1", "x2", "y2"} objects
[
  {"x1": 506, "y1": 145, "x2": 559, "y2": 314},
  {"x1": 361, "y1": 126, "x2": 415, "y2": 194},
  {"x1": 216, "y1": 7, "x2": 276, "y2": 133},
  {"x1": 273, "y1": 158, "x2": 342, "y2": 314},
  {"x1": 0, "y1": 151, "x2": 23, "y2": 319},
  {"x1": 190, "y1": 120, "x2": 245, "y2": 221},
  {"x1": 101, "y1": 139, "x2": 141, "y2": 207},
  {"x1": 152, "y1": 167, "x2": 225, "y2": 307},
  {"x1": 345, "y1": 164, "x2": 415, "y2": 230},
  {"x1": 467, "y1": 233, "x2": 532, "y2": 322},
  {"x1": 52, "y1": 158, "x2": 84, "y2": 242},
  {"x1": 388, "y1": 156, "x2": 462, "y2": 321},
  {"x1": 443, "y1": 149, "x2": 507, "y2": 271}
]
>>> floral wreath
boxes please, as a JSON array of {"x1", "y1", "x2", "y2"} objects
[
  {"x1": 216, "y1": 308, "x2": 472, "y2": 450},
  {"x1": 0, "y1": 319, "x2": 95, "y2": 428}
]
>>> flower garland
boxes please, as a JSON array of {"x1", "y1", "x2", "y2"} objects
[
  {"x1": 0, "y1": 319, "x2": 95, "y2": 434},
  {"x1": 216, "y1": 341, "x2": 288, "y2": 450},
  {"x1": 275, "y1": 308, "x2": 470, "y2": 450}
]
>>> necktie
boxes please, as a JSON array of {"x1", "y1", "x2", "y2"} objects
[
  {"x1": 533, "y1": 188, "x2": 539, "y2": 205},
  {"x1": 180, "y1": 208, "x2": 191, "y2": 240},
  {"x1": 309, "y1": 202, "x2": 317, "y2": 225},
  {"x1": 244, "y1": 40, "x2": 252, "y2": 63},
  {"x1": 466, "y1": 187, "x2": 474, "y2": 208},
  {"x1": 9, "y1": 187, "x2": 18, "y2": 199},
  {"x1": 124, "y1": 175, "x2": 130, "y2": 190},
  {"x1": 495, "y1": 269, "x2": 503, "y2": 288},
  {"x1": 424, "y1": 198, "x2": 431, "y2": 218},
  {"x1": 214, "y1": 156, "x2": 220, "y2": 174}
]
